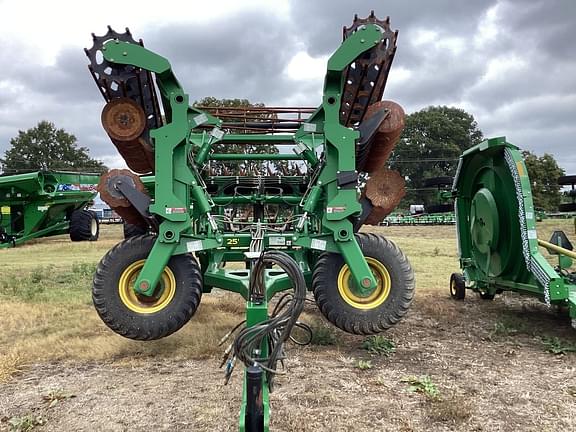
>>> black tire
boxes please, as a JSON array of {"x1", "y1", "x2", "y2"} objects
[
  {"x1": 312, "y1": 233, "x2": 415, "y2": 334},
  {"x1": 70, "y1": 210, "x2": 99, "y2": 241},
  {"x1": 426, "y1": 203, "x2": 454, "y2": 214},
  {"x1": 423, "y1": 176, "x2": 453, "y2": 188},
  {"x1": 558, "y1": 203, "x2": 576, "y2": 212},
  {"x1": 479, "y1": 291, "x2": 495, "y2": 300},
  {"x1": 123, "y1": 222, "x2": 148, "y2": 239},
  {"x1": 558, "y1": 175, "x2": 576, "y2": 186},
  {"x1": 92, "y1": 235, "x2": 202, "y2": 340},
  {"x1": 449, "y1": 273, "x2": 465, "y2": 300}
]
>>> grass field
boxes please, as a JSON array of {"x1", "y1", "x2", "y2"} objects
[
  {"x1": 1, "y1": 220, "x2": 575, "y2": 431},
  {"x1": 0, "y1": 225, "x2": 245, "y2": 382},
  {"x1": 0, "y1": 222, "x2": 463, "y2": 381}
]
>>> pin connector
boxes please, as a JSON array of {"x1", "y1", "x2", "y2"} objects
[
  {"x1": 224, "y1": 356, "x2": 237, "y2": 385},
  {"x1": 219, "y1": 343, "x2": 234, "y2": 368}
]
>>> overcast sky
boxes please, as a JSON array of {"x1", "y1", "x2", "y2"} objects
[{"x1": 0, "y1": 0, "x2": 574, "y2": 172}]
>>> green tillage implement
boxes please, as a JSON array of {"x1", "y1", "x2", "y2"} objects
[
  {"x1": 383, "y1": 212, "x2": 455, "y2": 225},
  {"x1": 450, "y1": 137, "x2": 576, "y2": 325},
  {"x1": 0, "y1": 171, "x2": 100, "y2": 248},
  {"x1": 88, "y1": 17, "x2": 415, "y2": 432}
]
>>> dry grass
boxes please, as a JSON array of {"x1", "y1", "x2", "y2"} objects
[
  {"x1": 0, "y1": 352, "x2": 22, "y2": 382},
  {"x1": 0, "y1": 226, "x2": 246, "y2": 381},
  {"x1": 0, "y1": 297, "x2": 243, "y2": 371},
  {"x1": 426, "y1": 394, "x2": 474, "y2": 424},
  {"x1": 0, "y1": 219, "x2": 574, "y2": 383}
]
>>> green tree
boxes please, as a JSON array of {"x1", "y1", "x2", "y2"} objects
[
  {"x1": 1, "y1": 121, "x2": 107, "y2": 174},
  {"x1": 193, "y1": 97, "x2": 296, "y2": 176},
  {"x1": 195, "y1": 97, "x2": 260, "y2": 110},
  {"x1": 522, "y1": 150, "x2": 564, "y2": 211},
  {"x1": 389, "y1": 106, "x2": 483, "y2": 207}
]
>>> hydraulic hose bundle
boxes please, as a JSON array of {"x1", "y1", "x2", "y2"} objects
[{"x1": 220, "y1": 250, "x2": 306, "y2": 391}]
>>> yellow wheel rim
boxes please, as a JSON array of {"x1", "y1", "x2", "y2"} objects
[
  {"x1": 118, "y1": 259, "x2": 176, "y2": 314},
  {"x1": 450, "y1": 279, "x2": 456, "y2": 296},
  {"x1": 337, "y1": 257, "x2": 391, "y2": 310}
]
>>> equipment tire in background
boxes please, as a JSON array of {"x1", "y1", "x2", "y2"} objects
[
  {"x1": 449, "y1": 273, "x2": 466, "y2": 300},
  {"x1": 69, "y1": 209, "x2": 99, "y2": 241},
  {"x1": 558, "y1": 175, "x2": 576, "y2": 186},
  {"x1": 558, "y1": 203, "x2": 576, "y2": 212},
  {"x1": 426, "y1": 203, "x2": 454, "y2": 214},
  {"x1": 479, "y1": 291, "x2": 495, "y2": 300},
  {"x1": 92, "y1": 235, "x2": 202, "y2": 340},
  {"x1": 423, "y1": 176, "x2": 454, "y2": 188},
  {"x1": 557, "y1": 176, "x2": 576, "y2": 212},
  {"x1": 313, "y1": 233, "x2": 414, "y2": 334},
  {"x1": 123, "y1": 222, "x2": 148, "y2": 239}
]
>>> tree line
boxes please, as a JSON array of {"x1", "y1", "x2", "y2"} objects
[
  {"x1": 0, "y1": 121, "x2": 107, "y2": 175},
  {"x1": 0, "y1": 104, "x2": 565, "y2": 211},
  {"x1": 392, "y1": 106, "x2": 564, "y2": 211}
]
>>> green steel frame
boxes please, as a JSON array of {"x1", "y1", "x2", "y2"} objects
[
  {"x1": 453, "y1": 137, "x2": 576, "y2": 321},
  {"x1": 239, "y1": 296, "x2": 270, "y2": 432},
  {"x1": 0, "y1": 171, "x2": 99, "y2": 248},
  {"x1": 99, "y1": 25, "x2": 386, "y2": 297},
  {"x1": 98, "y1": 23, "x2": 392, "y2": 431}
]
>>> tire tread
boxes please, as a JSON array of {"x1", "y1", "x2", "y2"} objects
[
  {"x1": 92, "y1": 235, "x2": 202, "y2": 340},
  {"x1": 312, "y1": 233, "x2": 415, "y2": 335}
]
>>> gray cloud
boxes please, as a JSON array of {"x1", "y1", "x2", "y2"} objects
[
  {"x1": 288, "y1": 0, "x2": 494, "y2": 56},
  {"x1": 135, "y1": 9, "x2": 303, "y2": 106}
]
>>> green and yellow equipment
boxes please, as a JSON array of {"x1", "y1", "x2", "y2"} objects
[
  {"x1": 86, "y1": 13, "x2": 414, "y2": 431},
  {"x1": 0, "y1": 171, "x2": 100, "y2": 248},
  {"x1": 450, "y1": 137, "x2": 576, "y2": 326}
]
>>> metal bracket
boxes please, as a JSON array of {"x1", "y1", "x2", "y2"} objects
[
  {"x1": 337, "y1": 171, "x2": 359, "y2": 190},
  {"x1": 114, "y1": 179, "x2": 157, "y2": 230},
  {"x1": 357, "y1": 107, "x2": 389, "y2": 146}
]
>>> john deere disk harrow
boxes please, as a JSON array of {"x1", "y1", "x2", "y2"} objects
[
  {"x1": 450, "y1": 137, "x2": 576, "y2": 324},
  {"x1": 0, "y1": 171, "x2": 99, "y2": 248},
  {"x1": 87, "y1": 13, "x2": 414, "y2": 431}
]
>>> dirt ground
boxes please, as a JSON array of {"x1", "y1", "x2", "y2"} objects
[{"x1": 2, "y1": 291, "x2": 575, "y2": 432}]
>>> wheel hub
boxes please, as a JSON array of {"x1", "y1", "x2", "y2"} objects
[
  {"x1": 90, "y1": 218, "x2": 98, "y2": 236},
  {"x1": 470, "y1": 187, "x2": 503, "y2": 276},
  {"x1": 337, "y1": 257, "x2": 391, "y2": 310},
  {"x1": 118, "y1": 259, "x2": 176, "y2": 314}
]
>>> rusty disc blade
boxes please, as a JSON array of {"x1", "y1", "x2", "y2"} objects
[
  {"x1": 113, "y1": 205, "x2": 148, "y2": 227},
  {"x1": 363, "y1": 100, "x2": 405, "y2": 173},
  {"x1": 98, "y1": 169, "x2": 149, "y2": 226},
  {"x1": 98, "y1": 169, "x2": 146, "y2": 207},
  {"x1": 109, "y1": 138, "x2": 155, "y2": 174},
  {"x1": 101, "y1": 98, "x2": 147, "y2": 141},
  {"x1": 100, "y1": 98, "x2": 155, "y2": 174},
  {"x1": 363, "y1": 168, "x2": 406, "y2": 225}
]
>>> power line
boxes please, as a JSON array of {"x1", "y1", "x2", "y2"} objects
[{"x1": 389, "y1": 158, "x2": 459, "y2": 163}]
